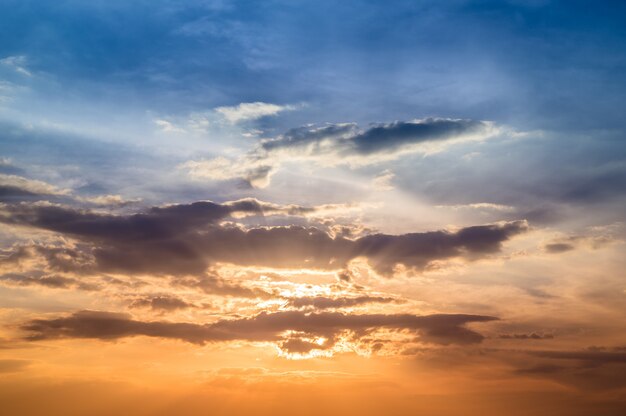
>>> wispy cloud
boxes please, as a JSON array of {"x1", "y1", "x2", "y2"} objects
[
  {"x1": 0, "y1": 56, "x2": 31, "y2": 77},
  {"x1": 215, "y1": 102, "x2": 297, "y2": 123}
]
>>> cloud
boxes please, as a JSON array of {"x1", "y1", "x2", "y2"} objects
[
  {"x1": 0, "y1": 159, "x2": 23, "y2": 175},
  {"x1": 543, "y1": 233, "x2": 618, "y2": 254},
  {"x1": 172, "y1": 273, "x2": 276, "y2": 299},
  {"x1": 0, "y1": 272, "x2": 96, "y2": 290},
  {"x1": 528, "y1": 349, "x2": 626, "y2": 364},
  {"x1": 153, "y1": 119, "x2": 187, "y2": 133},
  {"x1": 514, "y1": 348, "x2": 626, "y2": 391},
  {"x1": 498, "y1": 333, "x2": 554, "y2": 340},
  {"x1": 77, "y1": 194, "x2": 142, "y2": 207},
  {"x1": 435, "y1": 203, "x2": 516, "y2": 212},
  {"x1": 181, "y1": 118, "x2": 503, "y2": 187},
  {"x1": 0, "y1": 56, "x2": 31, "y2": 76},
  {"x1": 0, "y1": 243, "x2": 96, "y2": 279},
  {"x1": 214, "y1": 102, "x2": 296, "y2": 123},
  {"x1": 129, "y1": 295, "x2": 198, "y2": 312},
  {"x1": 152, "y1": 102, "x2": 296, "y2": 137},
  {"x1": 21, "y1": 310, "x2": 497, "y2": 348},
  {"x1": 544, "y1": 242, "x2": 575, "y2": 254},
  {"x1": 372, "y1": 170, "x2": 395, "y2": 191},
  {"x1": 0, "y1": 174, "x2": 140, "y2": 207},
  {"x1": 0, "y1": 200, "x2": 528, "y2": 275},
  {"x1": 0, "y1": 174, "x2": 70, "y2": 202},
  {"x1": 287, "y1": 295, "x2": 399, "y2": 309}
]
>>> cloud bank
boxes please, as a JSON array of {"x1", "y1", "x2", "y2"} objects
[
  {"x1": 22, "y1": 310, "x2": 498, "y2": 348},
  {"x1": 0, "y1": 199, "x2": 528, "y2": 275}
]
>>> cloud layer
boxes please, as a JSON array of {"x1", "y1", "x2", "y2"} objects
[
  {"x1": 182, "y1": 118, "x2": 501, "y2": 187},
  {"x1": 0, "y1": 199, "x2": 528, "y2": 275},
  {"x1": 21, "y1": 310, "x2": 498, "y2": 348}
]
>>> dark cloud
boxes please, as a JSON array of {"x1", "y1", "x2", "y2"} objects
[
  {"x1": 498, "y1": 333, "x2": 554, "y2": 340},
  {"x1": 515, "y1": 348, "x2": 626, "y2": 391},
  {"x1": 529, "y1": 350, "x2": 626, "y2": 364},
  {"x1": 0, "y1": 201, "x2": 528, "y2": 275},
  {"x1": 352, "y1": 119, "x2": 488, "y2": 155},
  {"x1": 33, "y1": 245, "x2": 95, "y2": 274},
  {"x1": 0, "y1": 272, "x2": 97, "y2": 291},
  {"x1": 0, "y1": 185, "x2": 43, "y2": 202},
  {"x1": 0, "y1": 198, "x2": 339, "y2": 242},
  {"x1": 354, "y1": 221, "x2": 527, "y2": 274},
  {"x1": 0, "y1": 243, "x2": 95, "y2": 273},
  {"x1": 261, "y1": 119, "x2": 489, "y2": 155},
  {"x1": 129, "y1": 295, "x2": 197, "y2": 312},
  {"x1": 544, "y1": 234, "x2": 615, "y2": 254},
  {"x1": 261, "y1": 123, "x2": 357, "y2": 152},
  {"x1": 279, "y1": 337, "x2": 331, "y2": 354},
  {"x1": 216, "y1": 118, "x2": 496, "y2": 187},
  {"x1": 544, "y1": 243, "x2": 575, "y2": 254},
  {"x1": 172, "y1": 274, "x2": 276, "y2": 299},
  {"x1": 0, "y1": 173, "x2": 71, "y2": 204},
  {"x1": 0, "y1": 201, "x2": 232, "y2": 241},
  {"x1": 21, "y1": 310, "x2": 497, "y2": 346}
]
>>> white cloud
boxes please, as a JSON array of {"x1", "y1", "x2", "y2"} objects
[
  {"x1": 214, "y1": 102, "x2": 296, "y2": 123},
  {"x1": 435, "y1": 203, "x2": 515, "y2": 212},
  {"x1": 180, "y1": 157, "x2": 238, "y2": 181},
  {"x1": 372, "y1": 170, "x2": 395, "y2": 191},
  {"x1": 78, "y1": 194, "x2": 142, "y2": 206},
  {"x1": 153, "y1": 102, "x2": 295, "y2": 137},
  {"x1": 0, "y1": 56, "x2": 32, "y2": 77},
  {"x1": 0, "y1": 174, "x2": 70, "y2": 195},
  {"x1": 154, "y1": 119, "x2": 187, "y2": 133}
]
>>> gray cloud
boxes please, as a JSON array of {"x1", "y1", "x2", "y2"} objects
[
  {"x1": 260, "y1": 123, "x2": 358, "y2": 153},
  {"x1": 0, "y1": 201, "x2": 528, "y2": 275},
  {"x1": 21, "y1": 310, "x2": 497, "y2": 346},
  {"x1": 352, "y1": 118, "x2": 488, "y2": 154},
  {"x1": 544, "y1": 243, "x2": 575, "y2": 253},
  {"x1": 498, "y1": 333, "x2": 554, "y2": 340},
  {"x1": 529, "y1": 349, "x2": 626, "y2": 364},
  {"x1": 129, "y1": 295, "x2": 198, "y2": 312},
  {"x1": 172, "y1": 274, "x2": 276, "y2": 299},
  {"x1": 0, "y1": 185, "x2": 43, "y2": 202},
  {"x1": 0, "y1": 272, "x2": 93, "y2": 290},
  {"x1": 514, "y1": 348, "x2": 626, "y2": 391}
]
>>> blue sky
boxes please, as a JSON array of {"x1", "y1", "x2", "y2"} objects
[
  {"x1": 2, "y1": 0, "x2": 625, "y2": 128},
  {"x1": 0, "y1": 1, "x2": 624, "y2": 226}
]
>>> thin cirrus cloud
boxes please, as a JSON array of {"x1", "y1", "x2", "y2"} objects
[
  {"x1": 154, "y1": 102, "x2": 297, "y2": 135},
  {"x1": 214, "y1": 102, "x2": 297, "y2": 123},
  {"x1": 181, "y1": 118, "x2": 505, "y2": 188},
  {"x1": 0, "y1": 55, "x2": 31, "y2": 77}
]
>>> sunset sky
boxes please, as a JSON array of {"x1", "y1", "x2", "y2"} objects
[{"x1": 1, "y1": 1, "x2": 626, "y2": 415}]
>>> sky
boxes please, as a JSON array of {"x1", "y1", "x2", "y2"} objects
[{"x1": 1, "y1": 1, "x2": 626, "y2": 414}]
